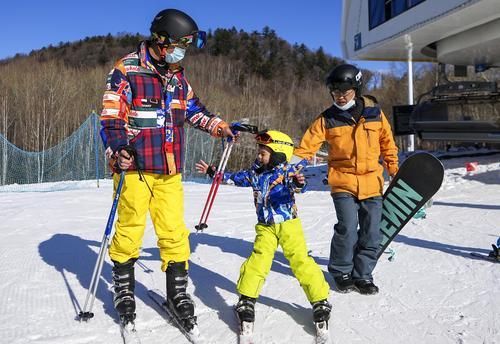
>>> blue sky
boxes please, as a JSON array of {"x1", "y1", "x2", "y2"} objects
[{"x1": 0, "y1": 0, "x2": 390, "y2": 72}]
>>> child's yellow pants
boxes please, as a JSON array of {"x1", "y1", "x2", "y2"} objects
[{"x1": 237, "y1": 218, "x2": 329, "y2": 303}]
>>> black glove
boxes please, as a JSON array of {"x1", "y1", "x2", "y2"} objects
[
  {"x1": 113, "y1": 145, "x2": 138, "y2": 172},
  {"x1": 293, "y1": 176, "x2": 305, "y2": 188},
  {"x1": 206, "y1": 165, "x2": 216, "y2": 178},
  {"x1": 230, "y1": 122, "x2": 259, "y2": 134},
  {"x1": 117, "y1": 145, "x2": 137, "y2": 160}
]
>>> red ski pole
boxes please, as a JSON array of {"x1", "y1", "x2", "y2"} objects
[
  {"x1": 195, "y1": 140, "x2": 234, "y2": 232},
  {"x1": 199, "y1": 143, "x2": 233, "y2": 224},
  {"x1": 195, "y1": 173, "x2": 221, "y2": 231}
]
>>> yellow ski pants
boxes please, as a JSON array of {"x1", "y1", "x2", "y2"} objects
[
  {"x1": 237, "y1": 218, "x2": 329, "y2": 303},
  {"x1": 109, "y1": 172, "x2": 190, "y2": 271}
]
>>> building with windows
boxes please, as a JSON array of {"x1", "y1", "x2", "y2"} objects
[
  {"x1": 341, "y1": 0, "x2": 500, "y2": 144},
  {"x1": 342, "y1": 0, "x2": 500, "y2": 67}
]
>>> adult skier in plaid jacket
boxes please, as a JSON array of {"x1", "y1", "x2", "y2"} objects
[{"x1": 99, "y1": 8, "x2": 234, "y2": 329}]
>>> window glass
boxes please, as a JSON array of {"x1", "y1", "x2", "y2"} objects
[
  {"x1": 409, "y1": 0, "x2": 425, "y2": 6},
  {"x1": 369, "y1": 0, "x2": 386, "y2": 29},
  {"x1": 392, "y1": 0, "x2": 408, "y2": 16},
  {"x1": 369, "y1": 0, "x2": 426, "y2": 30}
]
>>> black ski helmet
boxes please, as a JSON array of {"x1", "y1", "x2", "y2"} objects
[
  {"x1": 150, "y1": 9, "x2": 199, "y2": 40},
  {"x1": 325, "y1": 64, "x2": 363, "y2": 93}
]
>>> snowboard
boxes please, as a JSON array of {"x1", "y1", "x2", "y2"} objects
[{"x1": 377, "y1": 152, "x2": 444, "y2": 259}]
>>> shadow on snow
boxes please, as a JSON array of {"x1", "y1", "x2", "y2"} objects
[
  {"x1": 392, "y1": 233, "x2": 491, "y2": 258},
  {"x1": 433, "y1": 200, "x2": 500, "y2": 210},
  {"x1": 38, "y1": 232, "x2": 321, "y2": 336}
]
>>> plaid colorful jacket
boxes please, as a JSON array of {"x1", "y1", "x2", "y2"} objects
[{"x1": 100, "y1": 41, "x2": 228, "y2": 175}]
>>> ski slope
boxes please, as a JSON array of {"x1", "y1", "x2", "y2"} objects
[{"x1": 0, "y1": 153, "x2": 498, "y2": 344}]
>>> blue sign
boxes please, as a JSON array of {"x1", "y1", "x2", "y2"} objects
[{"x1": 354, "y1": 33, "x2": 362, "y2": 51}]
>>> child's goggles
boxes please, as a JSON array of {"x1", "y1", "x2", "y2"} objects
[{"x1": 255, "y1": 132, "x2": 293, "y2": 146}]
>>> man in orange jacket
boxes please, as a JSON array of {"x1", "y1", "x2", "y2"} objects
[{"x1": 294, "y1": 64, "x2": 398, "y2": 295}]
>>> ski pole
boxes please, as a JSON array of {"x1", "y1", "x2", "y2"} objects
[
  {"x1": 195, "y1": 140, "x2": 233, "y2": 231},
  {"x1": 79, "y1": 171, "x2": 125, "y2": 321},
  {"x1": 195, "y1": 139, "x2": 234, "y2": 232},
  {"x1": 194, "y1": 122, "x2": 257, "y2": 232},
  {"x1": 202, "y1": 141, "x2": 233, "y2": 222}
]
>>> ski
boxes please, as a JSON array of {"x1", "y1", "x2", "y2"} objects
[
  {"x1": 470, "y1": 252, "x2": 500, "y2": 263},
  {"x1": 314, "y1": 320, "x2": 332, "y2": 344},
  {"x1": 234, "y1": 306, "x2": 255, "y2": 344},
  {"x1": 119, "y1": 316, "x2": 141, "y2": 344},
  {"x1": 148, "y1": 289, "x2": 205, "y2": 344}
]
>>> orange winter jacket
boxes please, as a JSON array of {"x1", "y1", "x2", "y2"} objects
[{"x1": 294, "y1": 96, "x2": 398, "y2": 200}]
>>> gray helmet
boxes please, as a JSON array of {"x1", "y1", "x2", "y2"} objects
[
  {"x1": 150, "y1": 9, "x2": 198, "y2": 40},
  {"x1": 326, "y1": 64, "x2": 363, "y2": 93}
]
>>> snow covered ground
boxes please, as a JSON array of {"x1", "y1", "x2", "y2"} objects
[{"x1": 0, "y1": 153, "x2": 499, "y2": 344}]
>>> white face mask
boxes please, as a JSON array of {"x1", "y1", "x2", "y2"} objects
[
  {"x1": 164, "y1": 47, "x2": 186, "y2": 64},
  {"x1": 333, "y1": 98, "x2": 356, "y2": 111}
]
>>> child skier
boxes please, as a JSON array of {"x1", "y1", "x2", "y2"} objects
[{"x1": 195, "y1": 130, "x2": 331, "y2": 333}]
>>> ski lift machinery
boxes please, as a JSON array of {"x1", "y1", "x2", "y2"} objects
[{"x1": 393, "y1": 64, "x2": 500, "y2": 143}]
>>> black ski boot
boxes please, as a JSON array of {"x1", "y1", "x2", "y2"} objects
[
  {"x1": 312, "y1": 299, "x2": 331, "y2": 342},
  {"x1": 354, "y1": 279, "x2": 379, "y2": 295},
  {"x1": 489, "y1": 244, "x2": 500, "y2": 261},
  {"x1": 235, "y1": 295, "x2": 256, "y2": 323},
  {"x1": 112, "y1": 259, "x2": 136, "y2": 323},
  {"x1": 312, "y1": 300, "x2": 332, "y2": 323},
  {"x1": 166, "y1": 261, "x2": 196, "y2": 329},
  {"x1": 333, "y1": 273, "x2": 355, "y2": 293}
]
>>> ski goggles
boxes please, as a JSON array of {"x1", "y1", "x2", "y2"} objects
[
  {"x1": 331, "y1": 88, "x2": 355, "y2": 98},
  {"x1": 255, "y1": 132, "x2": 293, "y2": 146},
  {"x1": 152, "y1": 31, "x2": 207, "y2": 49}
]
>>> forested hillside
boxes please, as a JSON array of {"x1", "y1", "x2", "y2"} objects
[
  {"x1": 0, "y1": 28, "x2": 351, "y2": 155},
  {"x1": 3, "y1": 26, "x2": 491, "y2": 160}
]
